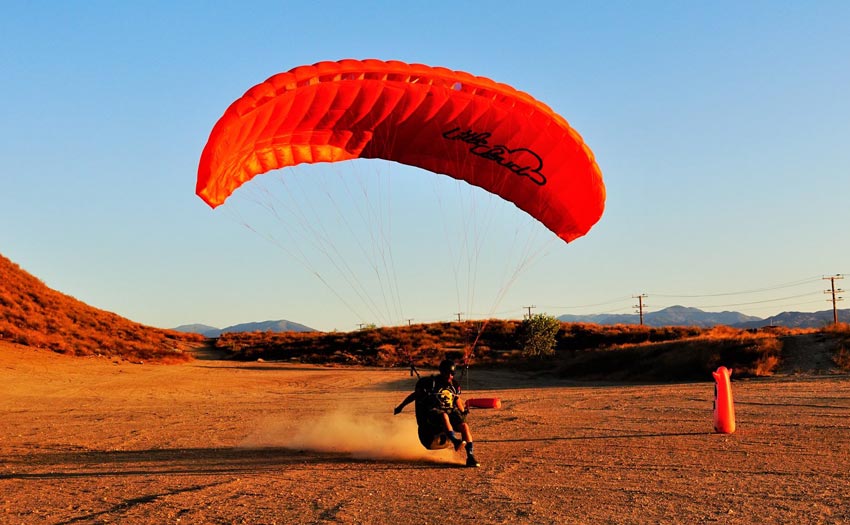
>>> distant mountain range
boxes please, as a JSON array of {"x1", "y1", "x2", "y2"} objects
[
  {"x1": 172, "y1": 320, "x2": 316, "y2": 338},
  {"x1": 557, "y1": 305, "x2": 850, "y2": 329},
  {"x1": 174, "y1": 306, "x2": 850, "y2": 338}
]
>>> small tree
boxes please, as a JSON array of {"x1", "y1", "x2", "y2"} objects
[{"x1": 517, "y1": 313, "x2": 561, "y2": 357}]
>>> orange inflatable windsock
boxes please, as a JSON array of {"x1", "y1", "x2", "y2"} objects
[{"x1": 712, "y1": 366, "x2": 736, "y2": 434}]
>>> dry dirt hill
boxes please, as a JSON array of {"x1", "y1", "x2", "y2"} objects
[
  {"x1": 777, "y1": 332, "x2": 842, "y2": 375},
  {"x1": 0, "y1": 252, "x2": 202, "y2": 361}
]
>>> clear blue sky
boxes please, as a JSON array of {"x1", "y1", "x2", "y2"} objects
[{"x1": 2, "y1": 1, "x2": 848, "y2": 331}]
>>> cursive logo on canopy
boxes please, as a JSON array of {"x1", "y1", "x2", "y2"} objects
[{"x1": 442, "y1": 127, "x2": 546, "y2": 186}]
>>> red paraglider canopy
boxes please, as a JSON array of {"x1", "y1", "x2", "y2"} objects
[{"x1": 197, "y1": 59, "x2": 605, "y2": 242}]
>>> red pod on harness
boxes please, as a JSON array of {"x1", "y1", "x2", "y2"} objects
[{"x1": 466, "y1": 397, "x2": 501, "y2": 409}]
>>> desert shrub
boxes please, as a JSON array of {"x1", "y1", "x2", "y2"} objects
[
  {"x1": 824, "y1": 323, "x2": 850, "y2": 371},
  {"x1": 750, "y1": 335, "x2": 782, "y2": 376},
  {"x1": 376, "y1": 343, "x2": 400, "y2": 367},
  {"x1": 704, "y1": 325, "x2": 741, "y2": 339},
  {"x1": 560, "y1": 339, "x2": 715, "y2": 381},
  {"x1": 517, "y1": 314, "x2": 560, "y2": 357},
  {"x1": 822, "y1": 322, "x2": 850, "y2": 336},
  {"x1": 753, "y1": 354, "x2": 781, "y2": 376},
  {"x1": 834, "y1": 345, "x2": 850, "y2": 371},
  {"x1": 552, "y1": 327, "x2": 788, "y2": 381}
]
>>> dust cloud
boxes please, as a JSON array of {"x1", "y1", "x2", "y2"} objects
[{"x1": 241, "y1": 410, "x2": 461, "y2": 465}]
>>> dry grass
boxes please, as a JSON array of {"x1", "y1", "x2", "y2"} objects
[
  {"x1": 214, "y1": 320, "x2": 515, "y2": 367},
  {"x1": 825, "y1": 322, "x2": 850, "y2": 371},
  {"x1": 214, "y1": 319, "x2": 833, "y2": 382},
  {"x1": 0, "y1": 253, "x2": 203, "y2": 362},
  {"x1": 555, "y1": 324, "x2": 814, "y2": 381}
]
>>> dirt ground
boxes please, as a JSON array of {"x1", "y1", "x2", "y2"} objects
[{"x1": 1, "y1": 341, "x2": 849, "y2": 525}]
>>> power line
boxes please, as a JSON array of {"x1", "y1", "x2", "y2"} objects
[
  {"x1": 824, "y1": 274, "x2": 845, "y2": 325},
  {"x1": 683, "y1": 291, "x2": 823, "y2": 309},
  {"x1": 542, "y1": 275, "x2": 837, "y2": 315},
  {"x1": 633, "y1": 294, "x2": 648, "y2": 326},
  {"x1": 648, "y1": 276, "x2": 822, "y2": 299}
]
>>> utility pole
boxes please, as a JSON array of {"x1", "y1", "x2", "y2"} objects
[
  {"x1": 406, "y1": 318, "x2": 414, "y2": 327},
  {"x1": 455, "y1": 312, "x2": 464, "y2": 322},
  {"x1": 523, "y1": 305, "x2": 536, "y2": 319},
  {"x1": 823, "y1": 275, "x2": 844, "y2": 325},
  {"x1": 633, "y1": 294, "x2": 648, "y2": 326}
]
